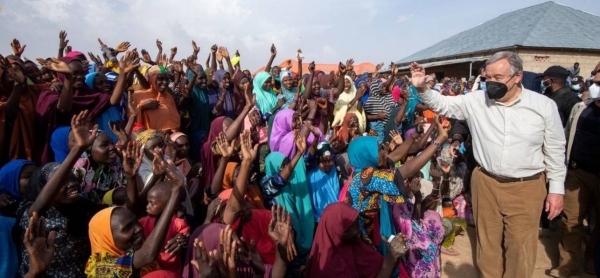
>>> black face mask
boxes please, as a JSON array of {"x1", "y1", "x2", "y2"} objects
[{"x1": 485, "y1": 75, "x2": 515, "y2": 100}]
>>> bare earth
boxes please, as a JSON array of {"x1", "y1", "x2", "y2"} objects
[{"x1": 441, "y1": 227, "x2": 596, "y2": 278}]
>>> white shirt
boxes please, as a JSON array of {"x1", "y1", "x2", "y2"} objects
[{"x1": 419, "y1": 87, "x2": 567, "y2": 194}]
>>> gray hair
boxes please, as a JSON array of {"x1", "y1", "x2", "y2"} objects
[{"x1": 485, "y1": 51, "x2": 523, "y2": 76}]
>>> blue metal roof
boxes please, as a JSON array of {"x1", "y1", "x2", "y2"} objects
[{"x1": 396, "y1": 1, "x2": 600, "y2": 64}]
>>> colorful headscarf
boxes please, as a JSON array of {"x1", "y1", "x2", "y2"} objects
[
  {"x1": 354, "y1": 76, "x2": 371, "y2": 105},
  {"x1": 85, "y1": 72, "x2": 102, "y2": 90},
  {"x1": 347, "y1": 136, "x2": 379, "y2": 174},
  {"x1": 136, "y1": 129, "x2": 161, "y2": 146},
  {"x1": 278, "y1": 71, "x2": 297, "y2": 109}
]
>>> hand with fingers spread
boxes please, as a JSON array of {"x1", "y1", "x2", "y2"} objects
[
  {"x1": 190, "y1": 239, "x2": 217, "y2": 278},
  {"x1": 71, "y1": 110, "x2": 98, "y2": 149},
  {"x1": 115, "y1": 41, "x2": 130, "y2": 53},
  {"x1": 164, "y1": 232, "x2": 189, "y2": 256},
  {"x1": 241, "y1": 130, "x2": 259, "y2": 162},
  {"x1": 118, "y1": 51, "x2": 141, "y2": 74},
  {"x1": 37, "y1": 58, "x2": 72, "y2": 75},
  {"x1": 220, "y1": 47, "x2": 230, "y2": 59},
  {"x1": 152, "y1": 149, "x2": 167, "y2": 176},
  {"x1": 268, "y1": 205, "x2": 296, "y2": 261},
  {"x1": 140, "y1": 49, "x2": 153, "y2": 64},
  {"x1": 409, "y1": 62, "x2": 427, "y2": 91},
  {"x1": 219, "y1": 225, "x2": 238, "y2": 275},
  {"x1": 108, "y1": 121, "x2": 129, "y2": 147},
  {"x1": 59, "y1": 31, "x2": 69, "y2": 51},
  {"x1": 122, "y1": 141, "x2": 143, "y2": 178},
  {"x1": 97, "y1": 38, "x2": 107, "y2": 49},
  {"x1": 216, "y1": 132, "x2": 234, "y2": 159},
  {"x1": 390, "y1": 61, "x2": 398, "y2": 75},
  {"x1": 11, "y1": 38, "x2": 27, "y2": 57},
  {"x1": 389, "y1": 130, "x2": 403, "y2": 145},
  {"x1": 295, "y1": 132, "x2": 307, "y2": 154},
  {"x1": 216, "y1": 47, "x2": 224, "y2": 62},
  {"x1": 24, "y1": 212, "x2": 57, "y2": 277}
]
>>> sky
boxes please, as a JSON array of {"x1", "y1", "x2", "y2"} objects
[{"x1": 1, "y1": 0, "x2": 599, "y2": 71}]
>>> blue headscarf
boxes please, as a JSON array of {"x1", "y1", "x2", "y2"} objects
[
  {"x1": 50, "y1": 126, "x2": 72, "y2": 163},
  {"x1": 279, "y1": 71, "x2": 297, "y2": 109},
  {"x1": 404, "y1": 85, "x2": 422, "y2": 133},
  {"x1": 0, "y1": 159, "x2": 35, "y2": 198},
  {"x1": 253, "y1": 72, "x2": 278, "y2": 115},
  {"x1": 85, "y1": 72, "x2": 101, "y2": 90},
  {"x1": 348, "y1": 136, "x2": 379, "y2": 174},
  {"x1": 355, "y1": 76, "x2": 371, "y2": 105}
]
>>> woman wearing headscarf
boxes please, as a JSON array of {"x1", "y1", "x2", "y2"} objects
[
  {"x1": 253, "y1": 71, "x2": 278, "y2": 115},
  {"x1": 16, "y1": 113, "x2": 106, "y2": 277},
  {"x1": 232, "y1": 69, "x2": 249, "y2": 115},
  {"x1": 131, "y1": 65, "x2": 180, "y2": 132},
  {"x1": 307, "y1": 203, "x2": 409, "y2": 278},
  {"x1": 0, "y1": 56, "x2": 50, "y2": 165},
  {"x1": 186, "y1": 64, "x2": 211, "y2": 161},
  {"x1": 36, "y1": 57, "x2": 112, "y2": 163},
  {"x1": 212, "y1": 69, "x2": 236, "y2": 118},
  {"x1": 332, "y1": 76, "x2": 366, "y2": 133},
  {"x1": 307, "y1": 141, "x2": 339, "y2": 223},
  {"x1": 278, "y1": 70, "x2": 298, "y2": 109},
  {"x1": 269, "y1": 109, "x2": 322, "y2": 160},
  {"x1": 0, "y1": 159, "x2": 36, "y2": 278},
  {"x1": 264, "y1": 150, "x2": 314, "y2": 256}
]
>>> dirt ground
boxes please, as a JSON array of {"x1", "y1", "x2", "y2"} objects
[{"x1": 441, "y1": 227, "x2": 596, "y2": 277}]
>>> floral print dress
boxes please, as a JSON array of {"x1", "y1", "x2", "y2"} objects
[{"x1": 393, "y1": 201, "x2": 445, "y2": 278}]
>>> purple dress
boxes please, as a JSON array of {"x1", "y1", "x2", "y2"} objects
[{"x1": 393, "y1": 202, "x2": 445, "y2": 278}]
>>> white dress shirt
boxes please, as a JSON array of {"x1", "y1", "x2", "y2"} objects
[{"x1": 419, "y1": 87, "x2": 567, "y2": 194}]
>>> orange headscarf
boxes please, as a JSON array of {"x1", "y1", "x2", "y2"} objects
[
  {"x1": 89, "y1": 207, "x2": 123, "y2": 256},
  {"x1": 131, "y1": 66, "x2": 180, "y2": 132},
  {"x1": 337, "y1": 113, "x2": 359, "y2": 144}
]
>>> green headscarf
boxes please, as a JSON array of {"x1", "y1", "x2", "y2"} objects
[
  {"x1": 265, "y1": 152, "x2": 315, "y2": 255},
  {"x1": 253, "y1": 72, "x2": 278, "y2": 115}
]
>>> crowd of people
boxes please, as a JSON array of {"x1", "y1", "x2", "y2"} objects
[{"x1": 0, "y1": 31, "x2": 599, "y2": 278}]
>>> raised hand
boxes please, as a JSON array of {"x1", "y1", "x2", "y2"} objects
[
  {"x1": 140, "y1": 49, "x2": 153, "y2": 64},
  {"x1": 157, "y1": 53, "x2": 168, "y2": 68},
  {"x1": 122, "y1": 141, "x2": 143, "y2": 177},
  {"x1": 308, "y1": 61, "x2": 315, "y2": 73},
  {"x1": 37, "y1": 57, "x2": 72, "y2": 74},
  {"x1": 172, "y1": 61, "x2": 183, "y2": 74},
  {"x1": 24, "y1": 212, "x2": 57, "y2": 277},
  {"x1": 97, "y1": 38, "x2": 107, "y2": 49},
  {"x1": 190, "y1": 239, "x2": 217, "y2": 278},
  {"x1": 409, "y1": 62, "x2": 427, "y2": 90},
  {"x1": 211, "y1": 44, "x2": 218, "y2": 54},
  {"x1": 152, "y1": 149, "x2": 167, "y2": 176},
  {"x1": 268, "y1": 205, "x2": 291, "y2": 246},
  {"x1": 338, "y1": 62, "x2": 347, "y2": 75},
  {"x1": 192, "y1": 40, "x2": 200, "y2": 55},
  {"x1": 383, "y1": 233, "x2": 408, "y2": 260},
  {"x1": 87, "y1": 52, "x2": 99, "y2": 63},
  {"x1": 216, "y1": 47, "x2": 223, "y2": 62},
  {"x1": 71, "y1": 110, "x2": 98, "y2": 149},
  {"x1": 390, "y1": 62, "x2": 398, "y2": 75},
  {"x1": 156, "y1": 39, "x2": 163, "y2": 51},
  {"x1": 297, "y1": 49, "x2": 303, "y2": 61},
  {"x1": 345, "y1": 59, "x2": 355, "y2": 73},
  {"x1": 11, "y1": 38, "x2": 26, "y2": 57},
  {"x1": 59, "y1": 31, "x2": 69, "y2": 50},
  {"x1": 219, "y1": 226, "x2": 237, "y2": 272},
  {"x1": 270, "y1": 43, "x2": 277, "y2": 57},
  {"x1": 119, "y1": 51, "x2": 141, "y2": 74},
  {"x1": 108, "y1": 121, "x2": 129, "y2": 147},
  {"x1": 389, "y1": 130, "x2": 403, "y2": 145},
  {"x1": 115, "y1": 41, "x2": 131, "y2": 53},
  {"x1": 241, "y1": 130, "x2": 258, "y2": 162},
  {"x1": 295, "y1": 132, "x2": 307, "y2": 154},
  {"x1": 216, "y1": 132, "x2": 234, "y2": 158},
  {"x1": 220, "y1": 47, "x2": 230, "y2": 59},
  {"x1": 170, "y1": 47, "x2": 177, "y2": 57},
  {"x1": 244, "y1": 85, "x2": 256, "y2": 108}
]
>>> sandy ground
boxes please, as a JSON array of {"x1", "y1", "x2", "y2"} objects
[{"x1": 441, "y1": 227, "x2": 597, "y2": 277}]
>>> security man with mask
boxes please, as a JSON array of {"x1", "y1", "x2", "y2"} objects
[
  {"x1": 539, "y1": 66, "x2": 581, "y2": 127},
  {"x1": 570, "y1": 75, "x2": 584, "y2": 98},
  {"x1": 409, "y1": 51, "x2": 566, "y2": 278}
]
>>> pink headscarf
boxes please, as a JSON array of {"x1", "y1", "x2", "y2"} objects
[
  {"x1": 392, "y1": 85, "x2": 401, "y2": 102},
  {"x1": 65, "y1": 51, "x2": 86, "y2": 59},
  {"x1": 243, "y1": 106, "x2": 268, "y2": 145}
]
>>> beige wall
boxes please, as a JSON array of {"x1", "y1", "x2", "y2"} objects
[{"x1": 517, "y1": 49, "x2": 600, "y2": 77}]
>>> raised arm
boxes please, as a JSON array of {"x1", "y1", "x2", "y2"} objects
[
  {"x1": 184, "y1": 58, "x2": 199, "y2": 93},
  {"x1": 122, "y1": 141, "x2": 143, "y2": 211},
  {"x1": 210, "y1": 45, "x2": 218, "y2": 71},
  {"x1": 1, "y1": 58, "x2": 26, "y2": 122},
  {"x1": 265, "y1": 44, "x2": 277, "y2": 73},
  {"x1": 302, "y1": 62, "x2": 315, "y2": 100},
  {"x1": 223, "y1": 131, "x2": 256, "y2": 224},
  {"x1": 209, "y1": 132, "x2": 232, "y2": 199},
  {"x1": 169, "y1": 47, "x2": 177, "y2": 63},
  {"x1": 221, "y1": 47, "x2": 234, "y2": 77},
  {"x1": 111, "y1": 51, "x2": 140, "y2": 105},
  {"x1": 397, "y1": 116, "x2": 450, "y2": 179},
  {"x1": 279, "y1": 135, "x2": 306, "y2": 181},
  {"x1": 37, "y1": 58, "x2": 73, "y2": 113},
  {"x1": 296, "y1": 49, "x2": 303, "y2": 80},
  {"x1": 409, "y1": 62, "x2": 469, "y2": 120},
  {"x1": 155, "y1": 39, "x2": 163, "y2": 65},
  {"x1": 140, "y1": 49, "x2": 156, "y2": 66},
  {"x1": 28, "y1": 111, "x2": 96, "y2": 217},
  {"x1": 57, "y1": 31, "x2": 68, "y2": 59},
  {"x1": 333, "y1": 60, "x2": 352, "y2": 99},
  {"x1": 382, "y1": 62, "x2": 397, "y2": 93},
  {"x1": 133, "y1": 160, "x2": 183, "y2": 268},
  {"x1": 224, "y1": 87, "x2": 254, "y2": 142}
]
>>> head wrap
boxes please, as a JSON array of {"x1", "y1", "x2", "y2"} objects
[
  {"x1": 88, "y1": 207, "x2": 124, "y2": 256},
  {"x1": 252, "y1": 72, "x2": 277, "y2": 114},
  {"x1": 50, "y1": 126, "x2": 72, "y2": 163},
  {"x1": 316, "y1": 142, "x2": 332, "y2": 158},
  {"x1": 0, "y1": 159, "x2": 35, "y2": 198},
  {"x1": 136, "y1": 129, "x2": 161, "y2": 146},
  {"x1": 85, "y1": 72, "x2": 102, "y2": 90}
]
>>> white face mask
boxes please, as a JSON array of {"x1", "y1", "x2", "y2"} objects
[
  {"x1": 571, "y1": 84, "x2": 580, "y2": 91},
  {"x1": 589, "y1": 84, "x2": 600, "y2": 100}
]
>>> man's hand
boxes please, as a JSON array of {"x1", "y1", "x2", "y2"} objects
[{"x1": 545, "y1": 193, "x2": 563, "y2": 220}]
